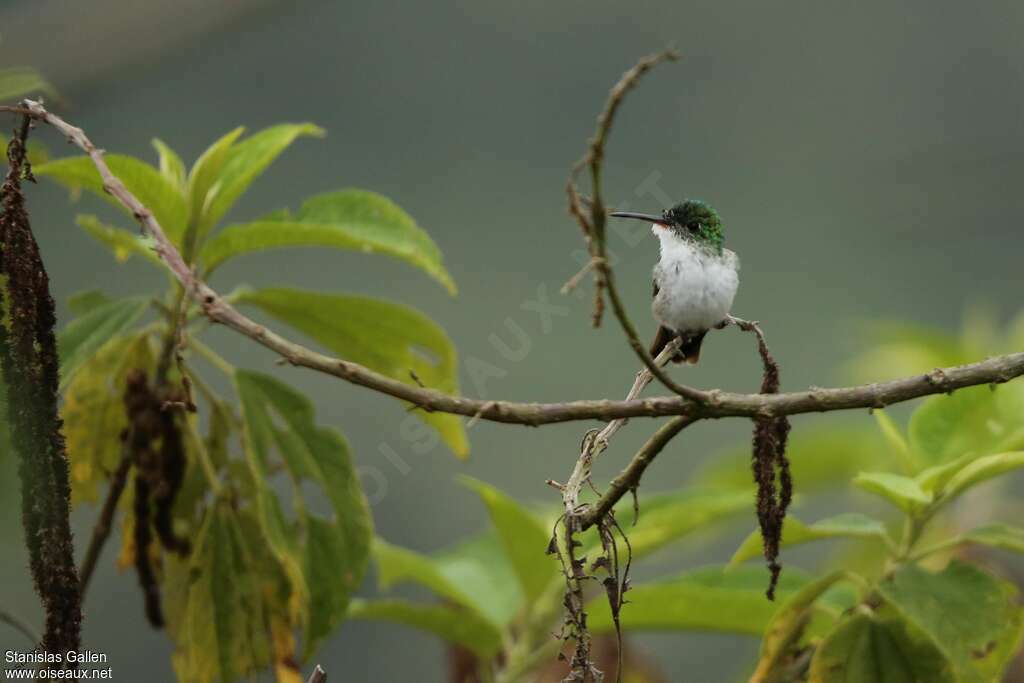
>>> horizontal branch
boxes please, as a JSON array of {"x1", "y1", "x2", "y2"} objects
[{"x1": 8, "y1": 102, "x2": 1024, "y2": 427}]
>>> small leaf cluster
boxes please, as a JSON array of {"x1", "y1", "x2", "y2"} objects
[
  {"x1": 360, "y1": 314, "x2": 1024, "y2": 682},
  {"x1": 38, "y1": 125, "x2": 464, "y2": 681}
]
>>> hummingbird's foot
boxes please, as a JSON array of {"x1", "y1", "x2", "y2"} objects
[{"x1": 719, "y1": 314, "x2": 760, "y2": 331}]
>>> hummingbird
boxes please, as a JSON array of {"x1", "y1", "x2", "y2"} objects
[{"x1": 611, "y1": 200, "x2": 739, "y2": 364}]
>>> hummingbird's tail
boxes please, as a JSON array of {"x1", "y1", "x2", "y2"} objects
[{"x1": 650, "y1": 327, "x2": 706, "y2": 365}]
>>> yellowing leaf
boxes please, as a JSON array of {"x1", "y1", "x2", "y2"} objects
[
  {"x1": 169, "y1": 505, "x2": 274, "y2": 683},
  {"x1": 61, "y1": 333, "x2": 153, "y2": 503},
  {"x1": 270, "y1": 616, "x2": 302, "y2": 683},
  {"x1": 233, "y1": 371, "x2": 372, "y2": 659}
]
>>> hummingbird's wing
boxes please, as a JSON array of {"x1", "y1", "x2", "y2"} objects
[{"x1": 649, "y1": 264, "x2": 689, "y2": 363}]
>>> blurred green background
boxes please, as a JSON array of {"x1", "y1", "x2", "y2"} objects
[{"x1": 2, "y1": 0, "x2": 1023, "y2": 680}]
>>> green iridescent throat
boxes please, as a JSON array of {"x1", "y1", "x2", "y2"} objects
[{"x1": 665, "y1": 200, "x2": 724, "y2": 254}]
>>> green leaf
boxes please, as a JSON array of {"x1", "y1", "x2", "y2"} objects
[
  {"x1": 730, "y1": 514, "x2": 892, "y2": 568},
  {"x1": 852, "y1": 472, "x2": 931, "y2": 512},
  {"x1": 607, "y1": 487, "x2": 752, "y2": 560},
  {"x1": 35, "y1": 154, "x2": 188, "y2": 243},
  {"x1": 458, "y1": 477, "x2": 555, "y2": 604},
  {"x1": 57, "y1": 297, "x2": 149, "y2": 389},
  {"x1": 587, "y1": 565, "x2": 812, "y2": 636},
  {"x1": 0, "y1": 66, "x2": 56, "y2": 101},
  {"x1": 844, "y1": 321, "x2": 966, "y2": 383},
  {"x1": 372, "y1": 539, "x2": 479, "y2": 609},
  {"x1": 302, "y1": 517, "x2": 361, "y2": 659},
  {"x1": 959, "y1": 523, "x2": 1024, "y2": 554},
  {"x1": 808, "y1": 611, "x2": 955, "y2": 683},
  {"x1": 234, "y1": 371, "x2": 372, "y2": 658},
  {"x1": 200, "y1": 189, "x2": 457, "y2": 294},
  {"x1": 234, "y1": 377, "x2": 310, "y2": 622},
  {"x1": 0, "y1": 132, "x2": 48, "y2": 165},
  {"x1": 432, "y1": 530, "x2": 523, "y2": 626},
  {"x1": 237, "y1": 287, "x2": 468, "y2": 456},
  {"x1": 61, "y1": 334, "x2": 153, "y2": 503},
  {"x1": 914, "y1": 453, "x2": 976, "y2": 495},
  {"x1": 76, "y1": 215, "x2": 161, "y2": 267},
  {"x1": 152, "y1": 138, "x2": 186, "y2": 191},
  {"x1": 872, "y1": 410, "x2": 916, "y2": 473},
  {"x1": 187, "y1": 126, "x2": 245, "y2": 228},
  {"x1": 752, "y1": 572, "x2": 854, "y2": 683},
  {"x1": 66, "y1": 290, "x2": 112, "y2": 316},
  {"x1": 941, "y1": 451, "x2": 1024, "y2": 502},
  {"x1": 877, "y1": 561, "x2": 1024, "y2": 682},
  {"x1": 908, "y1": 387, "x2": 999, "y2": 466},
  {"x1": 695, "y1": 426, "x2": 887, "y2": 493},
  {"x1": 194, "y1": 123, "x2": 324, "y2": 237},
  {"x1": 346, "y1": 599, "x2": 502, "y2": 658}
]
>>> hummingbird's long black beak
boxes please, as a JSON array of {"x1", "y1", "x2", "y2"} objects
[{"x1": 610, "y1": 211, "x2": 667, "y2": 225}]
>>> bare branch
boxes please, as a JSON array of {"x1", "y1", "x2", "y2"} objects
[
  {"x1": 5, "y1": 101, "x2": 1023, "y2": 431},
  {"x1": 579, "y1": 415, "x2": 696, "y2": 531},
  {"x1": 78, "y1": 436, "x2": 134, "y2": 598},
  {"x1": 564, "y1": 51, "x2": 704, "y2": 401}
]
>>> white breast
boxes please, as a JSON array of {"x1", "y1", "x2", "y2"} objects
[{"x1": 651, "y1": 228, "x2": 739, "y2": 334}]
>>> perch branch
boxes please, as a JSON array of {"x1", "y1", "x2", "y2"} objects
[{"x1": 4, "y1": 102, "x2": 1024, "y2": 428}]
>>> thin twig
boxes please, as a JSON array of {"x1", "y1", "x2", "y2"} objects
[
  {"x1": 0, "y1": 607, "x2": 40, "y2": 647},
  {"x1": 306, "y1": 664, "x2": 327, "y2": 683},
  {"x1": 564, "y1": 51, "x2": 705, "y2": 402},
  {"x1": 561, "y1": 257, "x2": 604, "y2": 295},
  {"x1": 559, "y1": 339, "x2": 682, "y2": 519},
  {"x1": 78, "y1": 436, "x2": 134, "y2": 597},
  {"x1": 4, "y1": 102, "x2": 1023, "y2": 428},
  {"x1": 579, "y1": 415, "x2": 697, "y2": 530}
]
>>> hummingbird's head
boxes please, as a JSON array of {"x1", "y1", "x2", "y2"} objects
[{"x1": 611, "y1": 200, "x2": 724, "y2": 253}]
